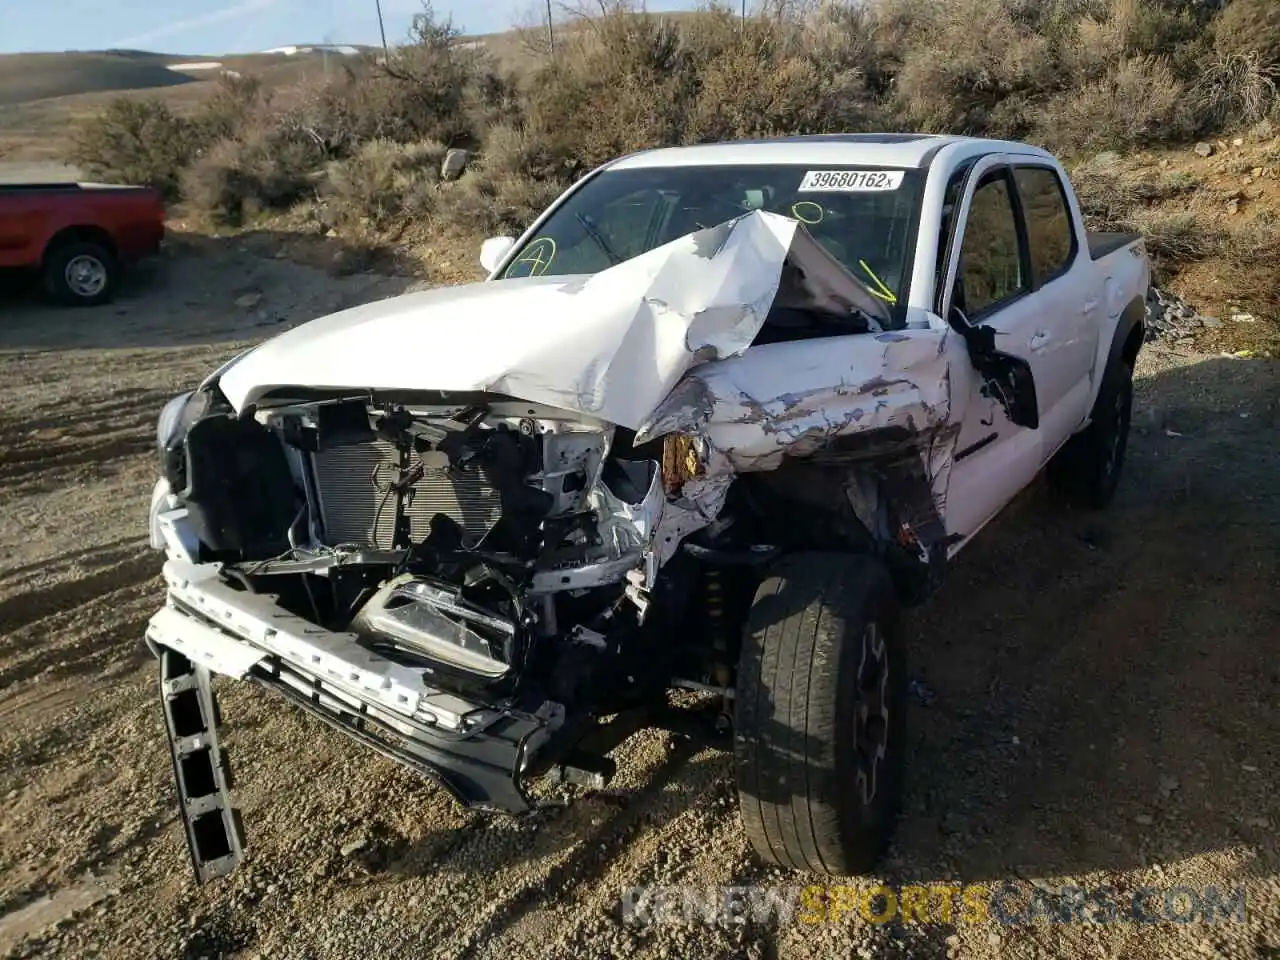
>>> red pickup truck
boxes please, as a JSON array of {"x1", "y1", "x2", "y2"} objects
[{"x1": 0, "y1": 182, "x2": 165, "y2": 306}]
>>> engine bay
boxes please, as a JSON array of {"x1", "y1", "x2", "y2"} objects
[{"x1": 167, "y1": 394, "x2": 703, "y2": 702}]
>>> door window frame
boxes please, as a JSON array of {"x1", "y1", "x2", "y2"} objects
[{"x1": 937, "y1": 160, "x2": 1034, "y2": 326}]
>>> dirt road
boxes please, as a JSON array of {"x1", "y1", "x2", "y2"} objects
[
  {"x1": 0, "y1": 236, "x2": 1277, "y2": 960},
  {"x1": 0, "y1": 161, "x2": 80, "y2": 183}
]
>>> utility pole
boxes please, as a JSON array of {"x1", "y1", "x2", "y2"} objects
[
  {"x1": 545, "y1": 0, "x2": 555, "y2": 56},
  {"x1": 374, "y1": 0, "x2": 390, "y2": 62}
]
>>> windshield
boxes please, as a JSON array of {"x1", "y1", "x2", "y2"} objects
[{"x1": 500, "y1": 164, "x2": 925, "y2": 323}]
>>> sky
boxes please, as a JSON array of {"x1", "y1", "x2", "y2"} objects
[{"x1": 0, "y1": 0, "x2": 706, "y2": 55}]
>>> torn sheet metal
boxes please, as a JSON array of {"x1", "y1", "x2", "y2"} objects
[
  {"x1": 636, "y1": 329, "x2": 955, "y2": 473},
  {"x1": 217, "y1": 211, "x2": 890, "y2": 428}
]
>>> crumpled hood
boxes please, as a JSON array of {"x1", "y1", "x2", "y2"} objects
[{"x1": 217, "y1": 210, "x2": 890, "y2": 429}]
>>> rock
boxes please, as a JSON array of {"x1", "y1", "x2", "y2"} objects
[
  {"x1": 1159, "y1": 775, "x2": 1180, "y2": 796},
  {"x1": 1230, "y1": 313, "x2": 1256, "y2": 323},
  {"x1": 234, "y1": 292, "x2": 262, "y2": 309},
  {"x1": 1232, "y1": 137, "x2": 1245, "y2": 147},
  {"x1": 339, "y1": 838, "x2": 367, "y2": 857},
  {"x1": 1135, "y1": 814, "x2": 1154, "y2": 826},
  {"x1": 1194, "y1": 142, "x2": 1214, "y2": 158},
  {"x1": 1226, "y1": 198, "x2": 1240, "y2": 215},
  {"x1": 1246, "y1": 816, "x2": 1271, "y2": 829},
  {"x1": 1201, "y1": 316, "x2": 1223, "y2": 329},
  {"x1": 440, "y1": 148, "x2": 470, "y2": 181}
]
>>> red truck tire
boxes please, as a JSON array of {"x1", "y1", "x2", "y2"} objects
[{"x1": 43, "y1": 238, "x2": 120, "y2": 306}]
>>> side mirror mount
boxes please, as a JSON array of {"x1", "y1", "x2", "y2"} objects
[{"x1": 480, "y1": 236, "x2": 516, "y2": 275}]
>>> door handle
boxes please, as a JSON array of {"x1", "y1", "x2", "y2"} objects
[{"x1": 1030, "y1": 331, "x2": 1051, "y2": 351}]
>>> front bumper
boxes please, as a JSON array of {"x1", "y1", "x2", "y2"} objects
[{"x1": 146, "y1": 560, "x2": 563, "y2": 814}]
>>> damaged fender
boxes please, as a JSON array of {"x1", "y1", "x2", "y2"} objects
[{"x1": 638, "y1": 329, "x2": 962, "y2": 526}]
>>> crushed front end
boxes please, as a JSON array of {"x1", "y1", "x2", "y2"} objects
[{"x1": 146, "y1": 385, "x2": 718, "y2": 881}]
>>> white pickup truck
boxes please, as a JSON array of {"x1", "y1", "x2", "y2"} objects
[{"x1": 145, "y1": 133, "x2": 1149, "y2": 882}]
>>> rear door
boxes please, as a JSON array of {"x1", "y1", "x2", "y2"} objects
[{"x1": 1008, "y1": 163, "x2": 1101, "y2": 444}]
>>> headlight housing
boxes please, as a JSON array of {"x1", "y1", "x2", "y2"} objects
[{"x1": 156, "y1": 391, "x2": 193, "y2": 455}]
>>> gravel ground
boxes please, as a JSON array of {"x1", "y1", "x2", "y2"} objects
[{"x1": 0, "y1": 236, "x2": 1277, "y2": 960}]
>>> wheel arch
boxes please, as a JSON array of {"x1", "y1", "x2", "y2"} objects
[
  {"x1": 1081, "y1": 294, "x2": 1144, "y2": 417},
  {"x1": 42, "y1": 224, "x2": 118, "y2": 265},
  {"x1": 1108, "y1": 296, "x2": 1146, "y2": 372}
]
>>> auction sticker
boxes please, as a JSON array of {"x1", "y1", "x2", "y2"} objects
[{"x1": 798, "y1": 170, "x2": 905, "y2": 192}]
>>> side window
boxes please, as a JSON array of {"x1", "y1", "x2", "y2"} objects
[
  {"x1": 1014, "y1": 166, "x2": 1076, "y2": 287},
  {"x1": 956, "y1": 172, "x2": 1026, "y2": 317}
]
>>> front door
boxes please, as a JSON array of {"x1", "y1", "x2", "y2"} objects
[{"x1": 940, "y1": 161, "x2": 1046, "y2": 541}]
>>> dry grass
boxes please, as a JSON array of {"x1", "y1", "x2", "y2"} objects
[
  {"x1": 1213, "y1": 0, "x2": 1280, "y2": 68},
  {"x1": 37, "y1": 0, "x2": 1280, "y2": 351},
  {"x1": 1189, "y1": 53, "x2": 1279, "y2": 131}
]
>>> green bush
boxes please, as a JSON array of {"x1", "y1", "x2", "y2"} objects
[
  {"x1": 195, "y1": 72, "x2": 269, "y2": 143},
  {"x1": 322, "y1": 138, "x2": 446, "y2": 230},
  {"x1": 67, "y1": 98, "x2": 195, "y2": 199}
]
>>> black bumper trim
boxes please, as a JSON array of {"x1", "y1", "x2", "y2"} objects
[{"x1": 249, "y1": 657, "x2": 546, "y2": 814}]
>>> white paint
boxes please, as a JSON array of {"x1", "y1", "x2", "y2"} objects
[
  {"x1": 218, "y1": 210, "x2": 889, "y2": 428},
  {"x1": 146, "y1": 606, "x2": 264, "y2": 677}
]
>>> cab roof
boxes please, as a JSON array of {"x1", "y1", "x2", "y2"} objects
[{"x1": 605, "y1": 134, "x2": 1055, "y2": 171}]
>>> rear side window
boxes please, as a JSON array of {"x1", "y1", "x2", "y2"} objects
[
  {"x1": 1014, "y1": 167, "x2": 1076, "y2": 287},
  {"x1": 956, "y1": 172, "x2": 1026, "y2": 317}
]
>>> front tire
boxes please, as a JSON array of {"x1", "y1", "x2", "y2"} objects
[
  {"x1": 43, "y1": 239, "x2": 119, "y2": 306},
  {"x1": 1047, "y1": 358, "x2": 1134, "y2": 509},
  {"x1": 734, "y1": 552, "x2": 906, "y2": 876}
]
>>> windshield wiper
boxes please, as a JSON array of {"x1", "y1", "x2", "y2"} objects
[{"x1": 576, "y1": 213, "x2": 623, "y2": 266}]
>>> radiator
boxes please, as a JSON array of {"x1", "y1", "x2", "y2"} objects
[{"x1": 310, "y1": 439, "x2": 504, "y2": 547}]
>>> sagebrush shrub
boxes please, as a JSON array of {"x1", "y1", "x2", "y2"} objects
[
  {"x1": 68, "y1": 98, "x2": 195, "y2": 199},
  {"x1": 1214, "y1": 0, "x2": 1280, "y2": 68}
]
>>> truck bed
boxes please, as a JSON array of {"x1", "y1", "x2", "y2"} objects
[{"x1": 1087, "y1": 231, "x2": 1141, "y2": 261}]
